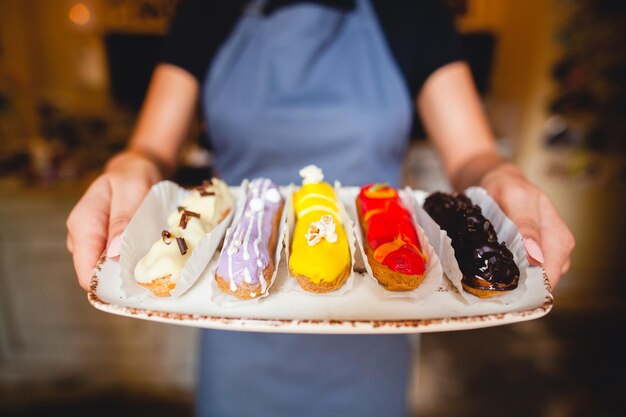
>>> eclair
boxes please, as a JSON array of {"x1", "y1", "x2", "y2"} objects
[
  {"x1": 356, "y1": 183, "x2": 427, "y2": 291},
  {"x1": 423, "y1": 191, "x2": 519, "y2": 298},
  {"x1": 214, "y1": 178, "x2": 285, "y2": 299},
  {"x1": 288, "y1": 165, "x2": 351, "y2": 293},
  {"x1": 134, "y1": 178, "x2": 233, "y2": 296}
]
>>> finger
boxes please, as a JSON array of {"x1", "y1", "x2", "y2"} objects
[
  {"x1": 492, "y1": 186, "x2": 543, "y2": 263},
  {"x1": 72, "y1": 227, "x2": 107, "y2": 291},
  {"x1": 539, "y1": 236, "x2": 565, "y2": 290},
  {"x1": 106, "y1": 235, "x2": 121, "y2": 259},
  {"x1": 67, "y1": 179, "x2": 112, "y2": 290},
  {"x1": 538, "y1": 195, "x2": 575, "y2": 289},
  {"x1": 523, "y1": 237, "x2": 544, "y2": 266}
]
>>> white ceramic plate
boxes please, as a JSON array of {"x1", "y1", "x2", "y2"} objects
[
  {"x1": 88, "y1": 185, "x2": 553, "y2": 334},
  {"x1": 88, "y1": 255, "x2": 552, "y2": 334}
]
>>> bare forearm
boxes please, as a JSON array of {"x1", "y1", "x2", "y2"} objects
[
  {"x1": 124, "y1": 63, "x2": 199, "y2": 177},
  {"x1": 452, "y1": 153, "x2": 518, "y2": 191},
  {"x1": 416, "y1": 61, "x2": 506, "y2": 190}
]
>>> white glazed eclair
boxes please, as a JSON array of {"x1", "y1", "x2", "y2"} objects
[{"x1": 134, "y1": 178, "x2": 233, "y2": 296}]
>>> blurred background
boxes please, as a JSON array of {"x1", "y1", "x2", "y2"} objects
[{"x1": 0, "y1": 0, "x2": 625, "y2": 416}]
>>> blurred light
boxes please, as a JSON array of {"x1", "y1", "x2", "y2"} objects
[{"x1": 69, "y1": 3, "x2": 91, "y2": 26}]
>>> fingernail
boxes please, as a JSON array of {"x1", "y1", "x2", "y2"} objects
[
  {"x1": 107, "y1": 235, "x2": 121, "y2": 258},
  {"x1": 523, "y1": 237, "x2": 544, "y2": 264}
]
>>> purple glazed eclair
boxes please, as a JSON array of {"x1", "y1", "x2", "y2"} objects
[{"x1": 215, "y1": 178, "x2": 285, "y2": 299}]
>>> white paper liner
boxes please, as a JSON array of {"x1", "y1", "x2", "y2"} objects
[
  {"x1": 414, "y1": 186, "x2": 529, "y2": 305},
  {"x1": 206, "y1": 182, "x2": 289, "y2": 307},
  {"x1": 118, "y1": 180, "x2": 236, "y2": 300},
  {"x1": 282, "y1": 181, "x2": 358, "y2": 296},
  {"x1": 413, "y1": 190, "x2": 464, "y2": 300},
  {"x1": 345, "y1": 187, "x2": 443, "y2": 300}
]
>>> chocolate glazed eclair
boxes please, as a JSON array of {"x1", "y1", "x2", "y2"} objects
[{"x1": 423, "y1": 192, "x2": 519, "y2": 298}]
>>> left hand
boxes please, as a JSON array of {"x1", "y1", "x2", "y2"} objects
[{"x1": 479, "y1": 162, "x2": 575, "y2": 289}]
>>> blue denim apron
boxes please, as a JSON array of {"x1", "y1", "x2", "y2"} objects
[{"x1": 199, "y1": 1, "x2": 414, "y2": 415}]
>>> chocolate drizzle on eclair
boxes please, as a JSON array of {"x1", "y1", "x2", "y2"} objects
[{"x1": 423, "y1": 192, "x2": 519, "y2": 292}]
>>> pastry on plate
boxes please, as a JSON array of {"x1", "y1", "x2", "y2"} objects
[
  {"x1": 356, "y1": 183, "x2": 427, "y2": 291},
  {"x1": 423, "y1": 191, "x2": 519, "y2": 298},
  {"x1": 288, "y1": 165, "x2": 351, "y2": 293},
  {"x1": 215, "y1": 178, "x2": 285, "y2": 299},
  {"x1": 134, "y1": 178, "x2": 233, "y2": 296}
]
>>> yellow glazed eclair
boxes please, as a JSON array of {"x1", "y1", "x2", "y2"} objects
[{"x1": 288, "y1": 165, "x2": 351, "y2": 293}]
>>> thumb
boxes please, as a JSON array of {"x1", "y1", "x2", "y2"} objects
[
  {"x1": 106, "y1": 210, "x2": 131, "y2": 259},
  {"x1": 66, "y1": 177, "x2": 112, "y2": 290},
  {"x1": 482, "y1": 171, "x2": 548, "y2": 269},
  {"x1": 491, "y1": 188, "x2": 544, "y2": 267},
  {"x1": 107, "y1": 179, "x2": 152, "y2": 258},
  {"x1": 508, "y1": 215, "x2": 544, "y2": 266}
]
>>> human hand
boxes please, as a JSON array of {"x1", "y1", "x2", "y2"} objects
[
  {"x1": 66, "y1": 151, "x2": 164, "y2": 290},
  {"x1": 479, "y1": 162, "x2": 575, "y2": 289},
  {"x1": 416, "y1": 62, "x2": 574, "y2": 288}
]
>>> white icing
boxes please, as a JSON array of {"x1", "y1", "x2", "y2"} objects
[
  {"x1": 299, "y1": 165, "x2": 324, "y2": 184},
  {"x1": 254, "y1": 202, "x2": 264, "y2": 257},
  {"x1": 228, "y1": 243, "x2": 234, "y2": 281},
  {"x1": 175, "y1": 218, "x2": 205, "y2": 248},
  {"x1": 244, "y1": 268, "x2": 253, "y2": 283},
  {"x1": 242, "y1": 209, "x2": 254, "y2": 260},
  {"x1": 265, "y1": 188, "x2": 281, "y2": 203},
  {"x1": 253, "y1": 238, "x2": 260, "y2": 257},
  {"x1": 479, "y1": 258, "x2": 489, "y2": 272},
  {"x1": 135, "y1": 179, "x2": 229, "y2": 286},
  {"x1": 133, "y1": 238, "x2": 188, "y2": 283},
  {"x1": 136, "y1": 218, "x2": 206, "y2": 285},
  {"x1": 296, "y1": 192, "x2": 337, "y2": 205},
  {"x1": 229, "y1": 278, "x2": 237, "y2": 292},
  {"x1": 259, "y1": 270, "x2": 267, "y2": 293},
  {"x1": 249, "y1": 197, "x2": 265, "y2": 212},
  {"x1": 167, "y1": 191, "x2": 216, "y2": 230},
  {"x1": 296, "y1": 204, "x2": 340, "y2": 219}
]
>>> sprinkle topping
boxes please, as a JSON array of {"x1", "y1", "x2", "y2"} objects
[
  {"x1": 178, "y1": 209, "x2": 201, "y2": 229},
  {"x1": 195, "y1": 179, "x2": 215, "y2": 197},
  {"x1": 176, "y1": 237, "x2": 188, "y2": 255},
  {"x1": 161, "y1": 230, "x2": 172, "y2": 244}
]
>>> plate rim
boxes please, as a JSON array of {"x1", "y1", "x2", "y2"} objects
[{"x1": 87, "y1": 255, "x2": 554, "y2": 334}]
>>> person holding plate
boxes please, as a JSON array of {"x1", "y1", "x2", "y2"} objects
[{"x1": 66, "y1": 1, "x2": 575, "y2": 416}]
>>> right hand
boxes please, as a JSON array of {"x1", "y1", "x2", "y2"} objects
[{"x1": 66, "y1": 151, "x2": 164, "y2": 290}]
